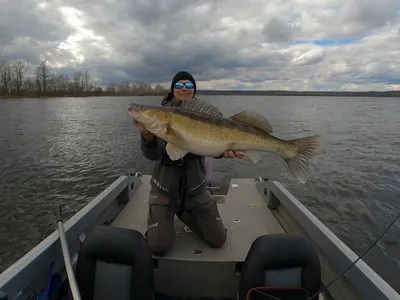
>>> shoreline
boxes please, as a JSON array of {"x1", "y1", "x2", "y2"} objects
[{"x1": 1, "y1": 89, "x2": 399, "y2": 99}]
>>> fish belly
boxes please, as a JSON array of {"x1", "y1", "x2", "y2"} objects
[
  {"x1": 170, "y1": 129, "x2": 266, "y2": 157},
  {"x1": 177, "y1": 134, "x2": 230, "y2": 157}
]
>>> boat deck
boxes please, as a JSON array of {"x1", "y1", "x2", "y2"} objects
[{"x1": 112, "y1": 175, "x2": 285, "y2": 262}]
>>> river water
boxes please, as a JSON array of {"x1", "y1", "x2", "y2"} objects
[{"x1": 0, "y1": 95, "x2": 399, "y2": 292}]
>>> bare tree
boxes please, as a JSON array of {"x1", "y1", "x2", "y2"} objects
[
  {"x1": 73, "y1": 71, "x2": 83, "y2": 92},
  {"x1": 0, "y1": 62, "x2": 12, "y2": 95},
  {"x1": 36, "y1": 61, "x2": 49, "y2": 94},
  {"x1": 83, "y1": 69, "x2": 92, "y2": 94},
  {"x1": 12, "y1": 60, "x2": 25, "y2": 93}
]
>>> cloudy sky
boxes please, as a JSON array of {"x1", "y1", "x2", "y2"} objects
[{"x1": 1, "y1": 0, "x2": 399, "y2": 91}]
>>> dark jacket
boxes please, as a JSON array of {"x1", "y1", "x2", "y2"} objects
[{"x1": 140, "y1": 98, "x2": 222, "y2": 199}]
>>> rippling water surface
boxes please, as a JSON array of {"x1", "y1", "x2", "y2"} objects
[{"x1": 0, "y1": 96, "x2": 399, "y2": 292}]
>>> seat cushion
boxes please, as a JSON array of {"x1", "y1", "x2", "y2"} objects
[
  {"x1": 239, "y1": 234, "x2": 321, "y2": 300},
  {"x1": 76, "y1": 226, "x2": 154, "y2": 300}
]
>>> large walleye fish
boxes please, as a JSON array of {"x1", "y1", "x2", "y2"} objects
[{"x1": 127, "y1": 99, "x2": 324, "y2": 183}]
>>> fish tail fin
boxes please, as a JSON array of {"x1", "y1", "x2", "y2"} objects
[{"x1": 285, "y1": 135, "x2": 324, "y2": 183}]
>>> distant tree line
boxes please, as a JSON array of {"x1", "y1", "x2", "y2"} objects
[
  {"x1": 0, "y1": 60, "x2": 170, "y2": 99},
  {"x1": 1, "y1": 59, "x2": 398, "y2": 99},
  {"x1": 197, "y1": 89, "x2": 400, "y2": 97}
]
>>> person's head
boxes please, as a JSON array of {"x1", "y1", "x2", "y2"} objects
[{"x1": 162, "y1": 71, "x2": 197, "y2": 105}]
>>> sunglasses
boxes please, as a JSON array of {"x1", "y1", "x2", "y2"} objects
[{"x1": 174, "y1": 82, "x2": 195, "y2": 89}]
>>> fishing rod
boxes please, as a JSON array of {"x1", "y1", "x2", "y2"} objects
[
  {"x1": 55, "y1": 205, "x2": 82, "y2": 300},
  {"x1": 252, "y1": 211, "x2": 400, "y2": 300}
]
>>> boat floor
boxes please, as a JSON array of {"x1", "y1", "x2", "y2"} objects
[{"x1": 111, "y1": 175, "x2": 285, "y2": 262}]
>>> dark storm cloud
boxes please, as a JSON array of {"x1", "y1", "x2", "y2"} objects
[
  {"x1": 311, "y1": 0, "x2": 400, "y2": 39},
  {"x1": 0, "y1": 0, "x2": 74, "y2": 63},
  {"x1": 262, "y1": 18, "x2": 298, "y2": 43},
  {"x1": 345, "y1": 0, "x2": 400, "y2": 30}
]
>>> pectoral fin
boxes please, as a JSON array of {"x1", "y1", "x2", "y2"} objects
[
  {"x1": 151, "y1": 124, "x2": 168, "y2": 134},
  {"x1": 148, "y1": 120, "x2": 169, "y2": 134},
  {"x1": 166, "y1": 142, "x2": 188, "y2": 160}
]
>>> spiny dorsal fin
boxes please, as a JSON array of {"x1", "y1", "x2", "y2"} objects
[
  {"x1": 180, "y1": 98, "x2": 223, "y2": 117},
  {"x1": 230, "y1": 111, "x2": 273, "y2": 133}
]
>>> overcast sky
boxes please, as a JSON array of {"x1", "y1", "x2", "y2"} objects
[{"x1": 1, "y1": 0, "x2": 399, "y2": 91}]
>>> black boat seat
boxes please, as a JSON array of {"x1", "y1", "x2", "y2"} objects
[
  {"x1": 238, "y1": 233, "x2": 321, "y2": 300},
  {"x1": 76, "y1": 225, "x2": 154, "y2": 300}
]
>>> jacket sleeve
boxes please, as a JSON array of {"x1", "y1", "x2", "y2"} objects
[{"x1": 140, "y1": 134, "x2": 166, "y2": 161}]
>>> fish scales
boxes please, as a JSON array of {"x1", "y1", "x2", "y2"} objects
[{"x1": 168, "y1": 110, "x2": 279, "y2": 153}]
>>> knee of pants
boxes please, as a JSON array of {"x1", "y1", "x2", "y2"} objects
[
  {"x1": 147, "y1": 235, "x2": 172, "y2": 256},
  {"x1": 205, "y1": 228, "x2": 227, "y2": 248}
]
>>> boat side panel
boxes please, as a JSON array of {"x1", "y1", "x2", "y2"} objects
[
  {"x1": 272, "y1": 205, "x2": 361, "y2": 300},
  {"x1": 264, "y1": 180, "x2": 400, "y2": 300}
]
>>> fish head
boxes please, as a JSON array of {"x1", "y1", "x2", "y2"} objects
[{"x1": 127, "y1": 103, "x2": 170, "y2": 126}]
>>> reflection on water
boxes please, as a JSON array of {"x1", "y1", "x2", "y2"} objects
[{"x1": 0, "y1": 95, "x2": 399, "y2": 291}]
